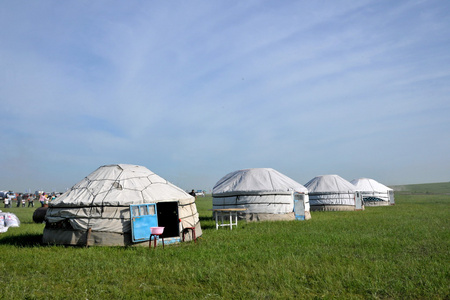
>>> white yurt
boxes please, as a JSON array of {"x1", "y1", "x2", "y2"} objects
[
  {"x1": 304, "y1": 174, "x2": 363, "y2": 211},
  {"x1": 212, "y1": 168, "x2": 310, "y2": 221},
  {"x1": 351, "y1": 178, "x2": 395, "y2": 206},
  {"x1": 43, "y1": 164, "x2": 201, "y2": 246}
]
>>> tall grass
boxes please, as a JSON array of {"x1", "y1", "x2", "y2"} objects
[{"x1": 0, "y1": 194, "x2": 448, "y2": 299}]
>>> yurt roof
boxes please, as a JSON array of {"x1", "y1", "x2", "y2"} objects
[
  {"x1": 304, "y1": 174, "x2": 356, "y2": 193},
  {"x1": 351, "y1": 178, "x2": 393, "y2": 192},
  {"x1": 50, "y1": 164, "x2": 193, "y2": 208},
  {"x1": 213, "y1": 168, "x2": 308, "y2": 195}
]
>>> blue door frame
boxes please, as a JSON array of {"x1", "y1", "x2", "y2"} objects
[
  {"x1": 130, "y1": 203, "x2": 158, "y2": 243},
  {"x1": 293, "y1": 193, "x2": 306, "y2": 220}
]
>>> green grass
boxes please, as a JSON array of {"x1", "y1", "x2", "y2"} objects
[
  {"x1": 391, "y1": 181, "x2": 450, "y2": 194},
  {"x1": 0, "y1": 194, "x2": 449, "y2": 299}
]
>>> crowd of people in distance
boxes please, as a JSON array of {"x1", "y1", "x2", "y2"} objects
[
  {"x1": 3, "y1": 189, "x2": 200, "y2": 209},
  {"x1": 1, "y1": 192, "x2": 60, "y2": 208}
]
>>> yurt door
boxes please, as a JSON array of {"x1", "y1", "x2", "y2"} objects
[
  {"x1": 156, "y1": 202, "x2": 179, "y2": 238},
  {"x1": 293, "y1": 193, "x2": 305, "y2": 220},
  {"x1": 130, "y1": 203, "x2": 158, "y2": 243},
  {"x1": 355, "y1": 192, "x2": 363, "y2": 210},
  {"x1": 388, "y1": 190, "x2": 395, "y2": 205}
]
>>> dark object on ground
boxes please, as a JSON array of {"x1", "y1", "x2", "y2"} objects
[{"x1": 33, "y1": 207, "x2": 48, "y2": 223}]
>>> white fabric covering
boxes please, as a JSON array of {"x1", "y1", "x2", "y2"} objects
[
  {"x1": 44, "y1": 164, "x2": 201, "y2": 245},
  {"x1": 4, "y1": 213, "x2": 20, "y2": 227},
  {"x1": 212, "y1": 168, "x2": 310, "y2": 219},
  {"x1": 213, "y1": 168, "x2": 308, "y2": 195},
  {"x1": 0, "y1": 212, "x2": 20, "y2": 232},
  {"x1": 305, "y1": 174, "x2": 356, "y2": 207},
  {"x1": 351, "y1": 178, "x2": 394, "y2": 205},
  {"x1": 51, "y1": 165, "x2": 192, "y2": 208}
]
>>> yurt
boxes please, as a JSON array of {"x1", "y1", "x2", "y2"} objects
[
  {"x1": 304, "y1": 174, "x2": 363, "y2": 211},
  {"x1": 212, "y1": 168, "x2": 310, "y2": 221},
  {"x1": 351, "y1": 178, "x2": 395, "y2": 206},
  {"x1": 43, "y1": 164, "x2": 201, "y2": 246}
]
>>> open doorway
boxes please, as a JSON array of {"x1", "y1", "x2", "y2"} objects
[{"x1": 156, "y1": 201, "x2": 179, "y2": 238}]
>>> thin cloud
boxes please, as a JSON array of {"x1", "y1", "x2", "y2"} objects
[{"x1": 0, "y1": 0, "x2": 449, "y2": 191}]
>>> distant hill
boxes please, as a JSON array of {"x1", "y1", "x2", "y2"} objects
[{"x1": 390, "y1": 182, "x2": 450, "y2": 194}]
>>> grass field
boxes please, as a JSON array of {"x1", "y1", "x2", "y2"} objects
[
  {"x1": 0, "y1": 192, "x2": 449, "y2": 299},
  {"x1": 391, "y1": 181, "x2": 450, "y2": 194}
]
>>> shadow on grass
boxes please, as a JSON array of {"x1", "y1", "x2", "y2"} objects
[
  {"x1": 0, "y1": 233, "x2": 45, "y2": 247},
  {"x1": 200, "y1": 224, "x2": 216, "y2": 230},
  {"x1": 199, "y1": 216, "x2": 217, "y2": 230}
]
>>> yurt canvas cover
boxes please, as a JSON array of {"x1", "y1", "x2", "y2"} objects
[
  {"x1": 212, "y1": 168, "x2": 310, "y2": 221},
  {"x1": 351, "y1": 178, "x2": 394, "y2": 206},
  {"x1": 43, "y1": 164, "x2": 201, "y2": 246},
  {"x1": 305, "y1": 174, "x2": 363, "y2": 211}
]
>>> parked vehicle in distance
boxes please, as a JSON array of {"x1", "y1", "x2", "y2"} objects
[
  {"x1": 6, "y1": 191, "x2": 16, "y2": 201},
  {"x1": 195, "y1": 190, "x2": 206, "y2": 197}
]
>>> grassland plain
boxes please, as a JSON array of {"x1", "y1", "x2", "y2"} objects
[
  {"x1": 391, "y1": 181, "x2": 450, "y2": 194},
  {"x1": 0, "y1": 192, "x2": 448, "y2": 299}
]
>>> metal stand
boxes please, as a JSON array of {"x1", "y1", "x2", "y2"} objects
[{"x1": 149, "y1": 234, "x2": 164, "y2": 249}]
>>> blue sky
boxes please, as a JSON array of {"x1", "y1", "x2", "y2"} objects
[{"x1": 1, "y1": 0, "x2": 449, "y2": 192}]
